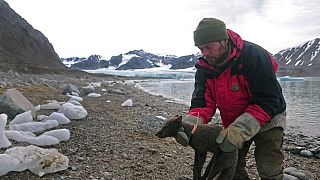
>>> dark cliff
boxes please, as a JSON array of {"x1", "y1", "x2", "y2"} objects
[{"x1": 0, "y1": 0, "x2": 67, "y2": 73}]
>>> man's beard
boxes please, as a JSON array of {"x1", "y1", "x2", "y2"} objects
[{"x1": 206, "y1": 44, "x2": 229, "y2": 66}]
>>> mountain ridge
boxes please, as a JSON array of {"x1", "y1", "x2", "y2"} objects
[{"x1": 63, "y1": 39, "x2": 320, "y2": 77}]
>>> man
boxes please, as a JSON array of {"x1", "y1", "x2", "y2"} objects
[{"x1": 176, "y1": 18, "x2": 287, "y2": 179}]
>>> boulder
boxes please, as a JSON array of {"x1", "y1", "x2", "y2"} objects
[{"x1": 0, "y1": 89, "x2": 35, "y2": 120}]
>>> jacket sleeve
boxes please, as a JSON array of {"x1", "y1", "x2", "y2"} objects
[
  {"x1": 188, "y1": 69, "x2": 216, "y2": 124},
  {"x1": 243, "y1": 45, "x2": 286, "y2": 126}
]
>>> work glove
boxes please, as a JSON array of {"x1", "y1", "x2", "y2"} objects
[
  {"x1": 216, "y1": 113, "x2": 261, "y2": 152},
  {"x1": 175, "y1": 115, "x2": 203, "y2": 147}
]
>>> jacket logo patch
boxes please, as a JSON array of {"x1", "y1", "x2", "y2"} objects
[{"x1": 231, "y1": 84, "x2": 240, "y2": 92}]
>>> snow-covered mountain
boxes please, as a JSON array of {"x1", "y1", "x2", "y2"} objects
[
  {"x1": 63, "y1": 49, "x2": 199, "y2": 71},
  {"x1": 61, "y1": 39, "x2": 320, "y2": 77},
  {"x1": 274, "y1": 38, "x2": 320, "y2": 76}
]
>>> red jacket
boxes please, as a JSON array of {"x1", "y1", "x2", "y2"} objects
[{"x1": 188, "y1": 29, "x2": 286, "y2": 128}]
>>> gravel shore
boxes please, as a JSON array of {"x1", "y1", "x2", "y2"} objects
[{"x1": 0, "y1": 71, "x2": 319, "y2": 179}]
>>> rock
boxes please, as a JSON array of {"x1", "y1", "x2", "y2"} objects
[
  {"x1": 284, "y1": 173, "x2": 299, "y2": 180},
  {"x1": 58, "y1": 103, "x2": 87, "y2": 120},
  {"x1": 42, "y1": 129, "x2": 70, "y2": 142},
  {"x1": 8, "y1": 120, "x2": 59, "y2": 133},
  {"x1": 63, "y1": 84, "x2": 80, "y2": 95},
  {"x1": 4, "y1": 145, "x2": 69, "y2": 176},
  {"x1": 299, "y1": 150, "x2": 313, "y2": 157},
  {"x1": 290, "y1": 170, "x2": 313, "y2": 180},
  {"x1": 69, "y1": 96, "x2": 83, "y2": 102},
  {"x1": 121, "y1": 99, "x2": 133, "y2": 107},
  {"x1": 9, "y1": 111, "x2": 33, "y2": 125},
  {"x1": 43, "y1": 112, "x2": 70, "y2": 125},
  {"x1": 108, "y1": 88, "x2": 125, "y2": 95},
  {"x1": 87, "y1": 93, "x2": 101, "y2": 98},
  {"x1": 309, "y1": 146, "x2": 320, "y2": 154},
  {"x1": 83, "y1": 86, "x2": 95, "y2": 96},
  {"x1": 40, "y1": 100, "x2": 60, "y2": 110},
  {"x1": 284, "y1": 167, "x2": 298, "y2": 174},
  {"x1": 0, "y1": 114, "x2": 11, "y2": 148},
  {"x1": 5, "y1": 130, "x2": 59, "y2": 146},
  {"x1": 67, "y1": 99, "x2": 82, "y2": 106},
  {"x1": 289, "y1": 146, "x2": 305, "y2": 154},
  {"x1": 0, "y1": 89, "x2": 36, "y2": 120}
]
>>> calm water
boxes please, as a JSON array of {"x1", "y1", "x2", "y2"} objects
[{"x1": 137, "y1": 77, "x2": 320, "y2": 137}]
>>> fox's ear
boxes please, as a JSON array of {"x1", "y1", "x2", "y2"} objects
[{"x1": 177, "y1": 115, "x2": 182, "y2": 122}]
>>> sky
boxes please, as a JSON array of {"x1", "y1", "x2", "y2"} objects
[{"x1": 5, "y1": 0, "x2": 320, "y2": 59}]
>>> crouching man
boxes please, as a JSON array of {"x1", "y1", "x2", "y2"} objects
[{"x1": 176, "y1": 17, "x2": 287, "y2": 180}]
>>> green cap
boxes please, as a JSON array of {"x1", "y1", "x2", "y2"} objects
[{"x1": 193, "y1": 18, "x2": 229, "y2": 46}]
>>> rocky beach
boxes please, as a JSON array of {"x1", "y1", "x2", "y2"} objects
[{"x1": 0, "y1": 71, "x2": 319, "y2": 179}]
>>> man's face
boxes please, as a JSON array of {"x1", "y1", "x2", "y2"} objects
[{"x1": 197, "y1": 40, "x2": 228, "y2": 65}]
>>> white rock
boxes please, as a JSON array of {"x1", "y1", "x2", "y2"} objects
[
  {"x1": 40, "y1": 100, "x2": 60, "y2": 110},
  {"x1": 4, "y1": 145, "x2": 69, "y2": 176},
  {"x1": 101, "y1": 88, "x2": 107, "y2": 92},
  {"x1": 58, "y1": 102, "x2": 87, "y2": 120},
  {"x1": 89, "y1": 82, "x2": 101, "y2": 87},
  {"x1": 69, "y1": 96, "x2": 83, "y2": 102},
  {"x1": 121, "y1": 99, "x2": 133, "y2": 107},
  {"x1": 33, "y1": 135, "x2": 60, "y2": 146},
  {"x1": 8, "y1": 120, "x2": 59, "y2": 133},
  {"x1": 0, "y1": 154, "x2": 22, "y2": 176},
  {"x1": 34, "y1": 105, "x2": 41, "y2": 111},
  {"x1": 68, "y1": 99, "x2": 82, "y2": 106},
  {"x1": 5, "y1": 130, "x2": 59, "y2": 146},
  {"x1": 42, "y1": 129, "x2": 70, "y2": 142},
  {"x1": 36, "y1": 115, "x2": 48, "y2": 121},
  {"x1": 9, "y1": 111, "x2": 33, "y2": 125},
  {"x1": 87, "y1": 93, "x2": 101, "y2": 97},
  {"x1": 43, "y1": 112, "x2": 70, "y2": 125},
  {"x1": 0, "y1": 114, "x2": 11, "y2": 148},
  {"x1": 156, "y1": 116, "x2": 167, "y2": 120}
]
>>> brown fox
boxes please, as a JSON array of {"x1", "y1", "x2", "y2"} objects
[{"x1": 156, "y1": 115, "x2": 237, "y2": 180}]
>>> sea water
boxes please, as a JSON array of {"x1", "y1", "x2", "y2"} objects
[{"x1": 137, "y1": 77, "x2": 320, "y2": 137}]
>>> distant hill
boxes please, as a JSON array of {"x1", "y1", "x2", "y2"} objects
[
  {"x1": 0, "y1": 0, "x2": 67, "y2": 73},
  {"x1": 63, "y1": 49, "x2": 199, "y2": 71},
  {"x1": 274, "y1": 38, "x2": 320, "y2": 77}
]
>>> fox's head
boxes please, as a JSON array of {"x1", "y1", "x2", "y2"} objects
[{"x1": 155, "y1": 115, "x2": 182, "y2": 138}]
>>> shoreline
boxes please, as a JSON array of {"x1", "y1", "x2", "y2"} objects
[
  {"x1": 135, "y1": 78, "x2": 320, "y2": 138},
  {"x1": 0, "y1": 72, "x2": 319, "y2": 179}
]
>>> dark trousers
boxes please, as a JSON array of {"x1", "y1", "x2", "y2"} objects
[{"x1": 233, "y1": 127, "x2": 284, "y2": 180}]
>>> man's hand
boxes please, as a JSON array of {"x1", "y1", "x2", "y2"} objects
[
  {"x1": 216, "y1": 113, "x2": 261, "y2": 152},
  {"x1": 175, "y1": 115, "x2": 202, "y2": 146}
]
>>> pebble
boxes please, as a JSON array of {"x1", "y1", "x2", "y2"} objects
[
  {"x1": 284, "y1": 132, "x2": 320, "y2": 159},
  {"x1": 284, "y1": 173, "x2": 299, "y2": 180},
  {"x1": 300, "y1": 150, "x2": 313, "y2": 157},
  {"x1": 284, "y1": 167, "x2": 297, "y2": 174}
]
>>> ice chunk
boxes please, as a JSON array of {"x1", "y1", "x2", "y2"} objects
[
  {"x1": 121, "y1": 99, "x2": 133, "y2": 107},
  {"x1": 3, "y1": 145, "x2": 69, "y2": 176},
  {"x1": 5, "y1": 130, "x2": 59, "y2": 146},
  {"x1": 0, "y1": 114, "x2": 11, "y2": 148},
  {"x1": 43, "y1": 112, "x2": 70, "y2": 125},
  {"x1": 58, "y1": 102, "x2": 87, "y2": 120},
  {"x1": 9, "y1": 111, "x2": 33, "y2": 125},
  {"x1": 42, "y1": 129, "x2": 70, "y2": 142},
  {"x1": 9, "y1": 120, "x2": 59, "y2": 133}
]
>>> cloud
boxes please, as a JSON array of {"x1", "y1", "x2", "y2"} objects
[{"x1": 5, "y1": 0, "x2": 320, "y2": 57}]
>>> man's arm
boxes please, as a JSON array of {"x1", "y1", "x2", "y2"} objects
[{"x1": 188, "y1": 69, "x2": 216, "y2": 124}]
